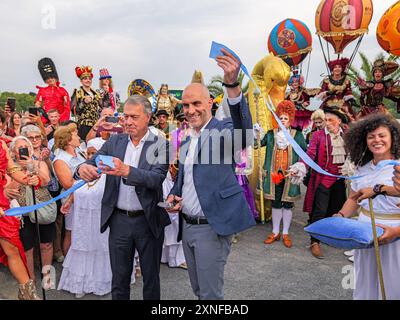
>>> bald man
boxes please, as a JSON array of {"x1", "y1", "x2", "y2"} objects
[{"x1": 166, "y1": 49, "x2": 256, "y2": 300}]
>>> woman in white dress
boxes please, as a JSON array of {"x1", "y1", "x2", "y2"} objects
[
  {"x1": 58, "y1": 137, "x2": 135, "y2": 298},
  {"x1": 333, "y1": 114, "x2": 400, "y2": 300}
]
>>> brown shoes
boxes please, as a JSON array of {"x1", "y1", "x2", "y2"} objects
[
  {"x1": 264, "y1": 233, "x2": 281, "y2": 244},
  {"x1": 282, "y1": 235, "x2": 292, "y2": 248},
  {"x1": 310, "y1": 242, "x2": 324, "y2": 259}
]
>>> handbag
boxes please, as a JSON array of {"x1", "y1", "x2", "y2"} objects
[{"x1": 25, "y1": 185, "x2": 57, "y2": 225}]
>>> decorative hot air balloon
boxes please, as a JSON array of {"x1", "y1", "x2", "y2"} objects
[
  {"x1": 127, "y1": 79, "x2": 157, "y2": 112},
  {"x1": 315, "y1": 0, "x2": 374, "y2": 54},
  {"x1": 377, "y1": 1, "x2": 400, "y2": 56},
  {"x1": 268, "y1": 18, "x2": 313, "y2": 68}
]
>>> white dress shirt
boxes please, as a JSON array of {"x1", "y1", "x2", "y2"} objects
[
  {"x1": 116, "y1": 130, "x2": 149, "y2": 211},
  {"x1": 181, "y1": 94, "x2": 242, "y2": 217}
]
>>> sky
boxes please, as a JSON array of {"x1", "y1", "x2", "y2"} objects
[{"x1": 0, "y1": 0, "x2": 395, "y2": 101}]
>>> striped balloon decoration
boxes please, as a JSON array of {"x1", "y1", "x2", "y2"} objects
[
  {"x1": 268, "y1": 18, "x2": 313, "y2": 68},
  {"x1": 315, "y1": 0, "x2": 374, "y2": 54}
]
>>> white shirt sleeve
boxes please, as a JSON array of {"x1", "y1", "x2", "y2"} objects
[{"x1": 227, "y1": 92, "x2": 243, "y2": 106}]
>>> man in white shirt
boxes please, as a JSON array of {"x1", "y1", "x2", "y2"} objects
[
  {"x1": 166, "y1": 49, "x2": 255, "y2": 299},
  {"x1": 77, "y1": 95, "x2": 170, "y2": 300}
]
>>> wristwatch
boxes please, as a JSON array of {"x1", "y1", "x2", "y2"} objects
[
  {"x1": 222, "y1": 81, "x2": 240, "y2": 88},
  {"x1": 373, "y1": 184, "x2": 386, "y2": 197}
]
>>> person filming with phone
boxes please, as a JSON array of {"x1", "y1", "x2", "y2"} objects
[{"x1": 85, "y1": 108, "x2": 123, "y2": 143}]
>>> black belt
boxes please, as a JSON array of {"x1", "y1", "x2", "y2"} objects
[
  {"x1": 116, "y1": 208, "x2": 145, "y2": 218},
  {"x1": 182, "y1": 213, "x2": 208, "y2": 225}
]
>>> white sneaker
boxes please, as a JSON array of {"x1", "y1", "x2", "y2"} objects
[
  {"x1": 344, "y1": 250, "x2": 354, "y2": 257},
  {"x1": 75, "y1": 293, "x2": 85, "y2": 299},
  {"x1": 348, "y1": 256, "x2": 354, "y2": 263},
  {"x1": 56, "y1": 255, "x2": 65, "y2": 263}
]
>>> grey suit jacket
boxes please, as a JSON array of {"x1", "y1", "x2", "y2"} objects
[{"x1": 83, "y1": 132, "x2": 171, "y2": 239}]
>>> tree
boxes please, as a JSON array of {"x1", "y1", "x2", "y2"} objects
[
  {"x1": 207, "y1": 71, "x2": 249, "y2": 98},
  {"x1": 347, "y1": 52, "x2": 400, "y2": 117},
  {"x1": 0, "y1": 91, "x2": 36, "y2": 112}
]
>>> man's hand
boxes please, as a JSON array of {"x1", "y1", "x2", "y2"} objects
[
  {"x1": 216, "y1": 48, "x2": 241, "y2": 98},
  {"x1": 350, "y1": 188, "x2": 375, "y2": 203},
  {"x1": 377, "y1": 224, "x2": 400, "y2": 245},
  {"x1": 393, "y1": 165, "x2": 400, "y2": 193},
  {"x1": 216, "y1": 48, "x2": 241, "y2": 84},
  {"x1": 99, "y1": 158, "x2": 130, "y2": 178},
  {"x1": 78, "y1": 164, "x2": 100, "y2": 182},
  {"x1": 166, "y1": 194, "x2": 182, "y2": 212}
]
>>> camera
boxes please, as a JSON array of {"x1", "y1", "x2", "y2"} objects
[
  {"x1": 105, "y1": 116, "x2": 119, "y2": 123},
  {"x1": 19, "y1": 147, "x2": 29, "y2": 159},
  {"x1": 6, "y1": 97, "x2": 16, "y2": 112},
  {"x1": 28, "y1": 107, "x2": 39, "y2": 116}
]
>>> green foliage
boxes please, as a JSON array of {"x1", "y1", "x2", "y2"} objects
[
  {"x1": 207, "y1": 71, "x2": 249, "y2": 98},
  {"x1": 0, "y1": 91, "x2": 36, "y2": 112}
]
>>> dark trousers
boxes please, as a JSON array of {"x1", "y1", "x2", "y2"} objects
[
  {"x1": 310, "y1": 179, "x2": 347, "y2": 243},
  {"x1": 108, "y1": 211, "x2": 164, "y2": 300}
]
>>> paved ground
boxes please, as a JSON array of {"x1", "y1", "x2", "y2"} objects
[{"x1": 0, "y1": 191, "x2": 354, "y2": 300}]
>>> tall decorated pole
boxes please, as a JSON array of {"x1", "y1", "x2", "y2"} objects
[
  {"x1": 368, "y1": 199, "x2": 386, "y2": 300},
  {"x1": 253, "y1": 88, "x2": 265, "y2": 223}
]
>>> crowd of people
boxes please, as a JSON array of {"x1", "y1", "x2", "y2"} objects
[{"x1": 0, "y1": 50, "x2": 400, "y2": 301}]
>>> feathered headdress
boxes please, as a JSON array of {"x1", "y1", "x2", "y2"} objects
[{"x1": 75, "y1": 66, "x2": 93, "y2": 79}]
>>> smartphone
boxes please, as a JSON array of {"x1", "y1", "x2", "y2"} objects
[
  {"x1": 6, "y1": 97, "x2": 16, "y2": 112},
  {"x1": 19, "y1": 147, "x2": 29, "y2": 159},
  {"x1": 28, "y1": 107, "x2": 39, "y2": 115},
  {"x1": 105, "y1": 116, "x2": 119, "y2": 123}
]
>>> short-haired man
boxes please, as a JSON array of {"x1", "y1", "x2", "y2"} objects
[
  {"x1": 166, "y1": 49, "x2": 255, "y2": 300},
  {"x1": 77, "y1": 95, "x2": 170, "y2": 300}
]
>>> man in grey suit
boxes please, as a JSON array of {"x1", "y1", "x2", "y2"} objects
[
  {"x1": 166, "y1": 49, "x2": 256, "y2": 300},
  {"x1": 77, "y1": 95, "x2": 170, "y2": 300}
]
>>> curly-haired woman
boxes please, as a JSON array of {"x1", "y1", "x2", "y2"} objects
[{"x1": 333, "y1": 114, "x2": 400, "y2": 299}]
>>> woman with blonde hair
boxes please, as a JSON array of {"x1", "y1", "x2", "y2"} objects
[{"x1": 53, "y1": 123, "x2": 86, "y2": 255}]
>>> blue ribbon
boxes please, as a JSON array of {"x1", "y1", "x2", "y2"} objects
[
  {"x1": 5, "y1": 156, "x2": 110, "y2": 217},
  {"x1": 210, "y1": 41, "x2": 366, "y2": 180},
  {"x1": 5, "y1": 180, "x2": 87, "y2": 217}
]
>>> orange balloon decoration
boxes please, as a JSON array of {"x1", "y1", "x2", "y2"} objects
[
  {"x1": 315, "y1": 0, "x2": 374, "y2": 54},
  {"x1": 377, "y1": 1, "x2": 400, "y2": 56}
]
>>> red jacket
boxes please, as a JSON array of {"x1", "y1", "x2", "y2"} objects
[
  {"x1": 35, "y1": 84, "x2": 70, "y2": 123},
  {"x1": 302, "y1": 129, "x2": 344, "y2": 213}
]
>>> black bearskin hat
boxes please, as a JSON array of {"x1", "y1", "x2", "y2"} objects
[{"x1": 38, "y1": 57, "x2": 59, "y2": 82}]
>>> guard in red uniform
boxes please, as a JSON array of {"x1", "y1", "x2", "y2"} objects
[{"x1": 35, "y1": 57, "x2": 71, "y2": 124}]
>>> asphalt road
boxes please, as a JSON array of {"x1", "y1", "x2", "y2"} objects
[{"x1": 0, "y1": 192, "x2": 354, "y2": 300}]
